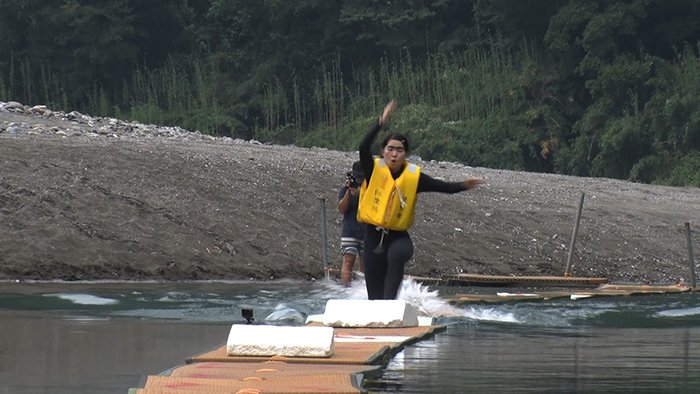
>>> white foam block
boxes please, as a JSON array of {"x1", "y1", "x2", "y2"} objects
[
  {"x1": 322, "y1": 299, "x2": 419, "y2": 328},
  {"x1": 305, "y1": 313, "x2": 324, "y2": 325},
  {"x1": 417, "y1": 316, "x2": 435, "y2": 326},
  {"x1": 226, "y1": 324, "x2": 334, "y2": 357}
]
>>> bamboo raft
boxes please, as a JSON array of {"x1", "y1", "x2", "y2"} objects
[
  {"x1": 445, "y1": 283, "x2": 693, "y2": 304},
  {"x1": 128, "y1": 325, "x2": 445, "y2": 393},
  {"x1": 412, "y1": 273, "x2": 609, "y2": 287}
]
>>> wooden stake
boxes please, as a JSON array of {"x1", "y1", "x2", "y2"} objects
[
  {"x1": 685, "y1": 222, "x2": 696, "y2": 288},
  {"x1": 319, "y1": 197, "x2": 330, "y2": 280},
  {"x1": 565, "y1": 192, "x2": 585, "y2": 277}
]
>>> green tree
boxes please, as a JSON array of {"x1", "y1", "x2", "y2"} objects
[
  {"x1": 0, "y1": 0, "x2": 195, "y2": 109},
  {"x1": 545, "y1": 0, "x2": 700, "y2": 182}
]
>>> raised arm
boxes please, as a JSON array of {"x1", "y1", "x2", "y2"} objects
[
  {"x1": 359, "y1": 100, "x2": 396, "y2": 183},
  {"x1": 359, "y1": 122, "x2": 380, "y2": 183}
]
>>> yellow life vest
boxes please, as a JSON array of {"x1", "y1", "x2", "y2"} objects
[{"x1": 357, "y1": 158, "x2": 420, "y2": 231}]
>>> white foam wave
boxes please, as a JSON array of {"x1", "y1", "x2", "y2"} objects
[
  {"x1": 655, "y1": 306, "x2": 700, "y2": 318},
  {"x1": 49, "y1": 293, "x2": 119, "y2": 306},
  {"x1": 460, "y1": 306, "x2": 520, "y2": 323}
]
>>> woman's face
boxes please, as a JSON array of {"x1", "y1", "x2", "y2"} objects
[{"x1": 383, "y1": 139, "x2": 407, "y2": 172}]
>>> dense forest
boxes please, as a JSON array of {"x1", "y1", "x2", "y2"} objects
[{"x1": 1, "y1": 0, "x2": 699, "y2": 186}]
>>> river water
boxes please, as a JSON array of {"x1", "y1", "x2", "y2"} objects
[{"x1": 1, "y1": 279, "x2": 699, "y2": 393}]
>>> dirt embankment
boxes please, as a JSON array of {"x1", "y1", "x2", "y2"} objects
[{"x1": 1, "y1": 101, "x2": 698, "y2": 284}]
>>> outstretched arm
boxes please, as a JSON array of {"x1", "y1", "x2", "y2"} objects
[
  {"x1": 460, "y1": 177, "x2": 485, "y2": 190},
  {"x1": 417, "y1": 173, "x2": 485, "y2": 193}
]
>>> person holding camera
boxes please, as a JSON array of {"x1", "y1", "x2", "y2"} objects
[
  {"x1": 357, "y1": 100, "x2": 485, "y2": 300},
  {"x1": 337, "y1": 161, "x2": 366, "y2": 286}
]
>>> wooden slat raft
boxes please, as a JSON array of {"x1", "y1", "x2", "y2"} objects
[
  {"x1": 446, "y1": 283, "x2": 693, "y2": 304},
  {"x1": 412, "y1": 273, "x2": 609, "y2": 287},
  {"x1": 129, "y1": 325, "x2": 445, "y2": 394}
]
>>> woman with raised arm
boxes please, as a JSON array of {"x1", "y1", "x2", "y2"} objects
[{"x1": 357, "y1": 100, "x2": 485, "y2": 300}]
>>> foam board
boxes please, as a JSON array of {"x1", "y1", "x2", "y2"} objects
[
  {"x1": 226, "y1": 324, "x2": 334, "y2": 357},
  {"x1": 322, "y1": 299, "x2": 419, "y2": 327}
]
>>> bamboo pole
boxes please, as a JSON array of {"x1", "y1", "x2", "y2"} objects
[{"x1": 565, "y1": 192, "x2": 585, "y2": 277}]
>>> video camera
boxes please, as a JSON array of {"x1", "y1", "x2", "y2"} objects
[{"x1": 346, "y1": 171, "x2": 363, "y2": 189}]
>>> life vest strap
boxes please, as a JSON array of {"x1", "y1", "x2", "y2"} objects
[{"x1": 372, "y1": 226, "x2": 389, "y2": 254}]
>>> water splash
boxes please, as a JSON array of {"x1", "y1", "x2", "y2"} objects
[
  {"x1": 264, "y1": 303, "x2": 306, "y2": 325},
  {"x1": 398, "y1": 277, "x2": 518, "y2": 323},
  {"x1": 397, "y1": 278, "x2": 460, "y2": 317},
  {"x1": 313, "y1": 276, "x2": 520, "y2": 324}
]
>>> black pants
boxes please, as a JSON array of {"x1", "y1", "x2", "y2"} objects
[{"x1": 363, "y1": 226, "x2": 414, "y2": 300}]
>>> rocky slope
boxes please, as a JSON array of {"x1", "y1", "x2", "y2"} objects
[{"x1": 1, "y1": 101, "x2": 698, "y2": 284}]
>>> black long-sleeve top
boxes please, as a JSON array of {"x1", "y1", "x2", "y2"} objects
[{"x1": 359, "y1": 121, "x2": 466, "y2": 194}]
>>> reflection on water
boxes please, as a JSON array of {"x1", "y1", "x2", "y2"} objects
[
  {"x1": 0, "y1": 311, "x2": 230, "y2": 394},
  {"x1": 369, "y1": 325, "x2": 700, "y2": 393},
  {"x1": 1, "y1": 279, "x2": 700, "y2": 393}
]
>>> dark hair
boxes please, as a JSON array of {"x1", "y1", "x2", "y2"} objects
[{"x1": 381, "y1": 133, "x2": 409, "y2": 153}]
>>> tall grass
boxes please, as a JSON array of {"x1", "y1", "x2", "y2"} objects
[
  {"x1": 0, "y1": 53, "x2": 68, "y2": 109},
  {"x1": 2, "y1": 41, "x2": 522, "y2": 141},
  {"x1": 257, "y1": 45, "x2": 524, "y2": 160},
  {"x1": 19, "y1": 58, "x2": 32, "y2": 105},
  {"x1": 111, "y1": 56, "x2": 240, "y2": 135},
  {"x1": 0, "y1": 67, "x2": 7, "y2": 101},
  {"x1": 1, "y1": 41, "x2": 525, "y2": 164},
  {"x1": 259, "y1": 42, "x2": 525, "y2": 159}
]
